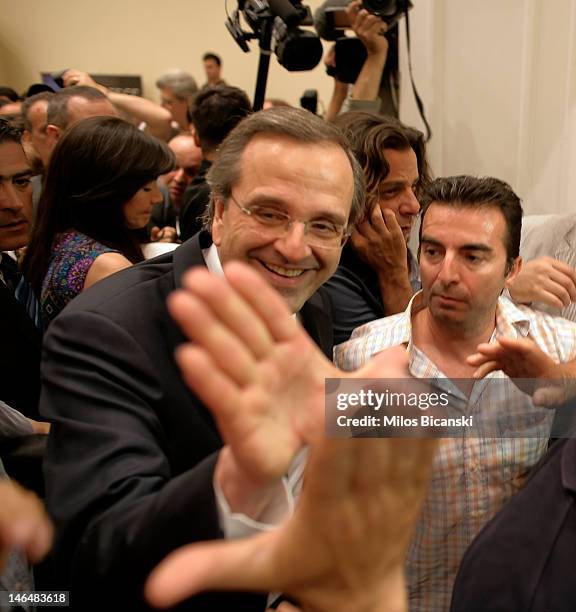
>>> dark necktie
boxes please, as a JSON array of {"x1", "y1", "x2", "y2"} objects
[{"x1": 0, "y1": 253, "x2": 43, "y2": 332}]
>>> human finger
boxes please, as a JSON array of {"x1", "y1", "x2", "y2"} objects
[
  {"x1": 466, "y1": 342, "x2": 504, "y2": 365},
  {"x1": 380, "y1": 209, "x2": 404, "y2": 239},
  {"x1": 471, "y1": 360, "x2": 501, "y2": 379},
  {"x1": 497, "y1": 335, "x2": 540, "y2": 355},
  {"x1": 549, "y1": 257, "x2": 576, "y2": 282},
  {"x1": 145, "y1": 532, "x2": 280, "y2": 609},
  {"x1": 548, "y1": 262, "x2": 576, "y2": 294},
  {"x1": 363, "y1": 13, "x2": 384, "y2": 35},
  {"x1": 169, "y1": 289, "x2": 261, "y2": 385},
  {"x1": 179, "y1": 267, "x2": 276, "y2": 360},
  {"x1": 350, "y1": 228, "x2": 369, "y2": 250},
  {"x1": 24, "y1": 514, "x2": 54, "y2": 563},
  {"x1": 223, "y1": 262, "x2": 303, "y2": 343},
  {"x1": 536, "y1": 287, "x2": 570, "y2": 310},
  {"x1": 367, "y1": 206, "x2": 391, "y2": 234},
  {"x1": 175, "y1": 343, "x2": 244, "y2": 425},
  {"x1": 0, "y1": 482, "x2": 53, "y2": 563},
  {"x1": 345, "y1": 0, "x2": 362, "y2": 20},
  {"x1": 154, "y1": 227, "x2": 177, "y2": 243},
  {"x1": 61, "y1": 69, "x2": 80, "y2": 86},
  {"x1": 274, "y1": 603, "x2": 302, "y2": 612},
  {"x1": 468, "y1": 338, "x2": 533, "y2": 362},
  {"x1": 351, "y1": 219, "x2": 374, "y2": 241},
  {"x1": 544, "y1": 273, "x2": 576, "y2": 306}
]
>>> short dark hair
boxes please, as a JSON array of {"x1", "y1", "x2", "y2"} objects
[
  {"x1": 191, "y1": 85, "x2": 252, "y2": 152},
  {"x1": 0, "y1": 87, "x2": 20, "y2": 102},
  {"x1": 22, "y1": 116, "x2": 174, "y2": 292},
  {"x1": 21, "y1": 91, "x2": 54, "y2": 131},
  {"x1": 47, "y1": 86, "x2": 108, "y2": 129},
  {"x1": 334, "y1": 111, "x2": 431, "y2": 218},
  {"x1": 202, "y1": 52, "x2": 221, "y2": 66},
  {"x1": 0, "y1": 117, "x2": 23, "y2": 144},
  {"x1": 419, "y1": 175, "x2": 523, "y2": 268}
]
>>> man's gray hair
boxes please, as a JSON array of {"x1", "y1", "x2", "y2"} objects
[
  {"x1": 47, "y1": 86, "x2": 108, "y2": 129},
  {"x1": 203, "y1": 107, "x2": 367, "y2": 230},
  {"x1": 21, "y1": 91, "x2": 54, "y2": 131},
  {"x1": 155, "y1": 69, "x2": 198, "y2": 101}
]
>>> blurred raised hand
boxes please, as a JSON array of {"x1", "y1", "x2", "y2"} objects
[
  {"x1": 146, "y1": 434, "x2": 436, "y2": 612},
  {"x1": 145, "y1": 262, "x2": 437, "y2": 611}
]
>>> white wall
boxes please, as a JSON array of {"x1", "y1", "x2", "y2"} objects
[{"x1": 399, "y1": 0, "x2": 576, "y2": 215}]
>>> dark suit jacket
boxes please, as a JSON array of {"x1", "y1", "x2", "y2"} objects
[
  {"x1": 450, "y1": 438, "x2": 576, "y2": 612},
  {"x1": 41, "y1": 233, "x2": 334, "y2": 611},
  {"x1": 0, "y1": 280, "x2": 41, "y2": 419},
  {"x1": 323, "y1": 244, "x2": 386, "y2": 346},
  {"x1": 178, "y1": 160, "x2": 212, "y2": 242}
]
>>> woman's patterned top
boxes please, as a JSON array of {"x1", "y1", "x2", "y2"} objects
[{"x1": 41, "y1": 231, "x2": 117, "y2": 327}]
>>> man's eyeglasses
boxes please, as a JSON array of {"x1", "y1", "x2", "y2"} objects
[{"x1": 228, "y1": 193, "x2": 349, "y2": 249}]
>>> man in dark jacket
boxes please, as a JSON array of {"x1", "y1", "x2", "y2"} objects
[
  {"x1": 178, "y1": 85, "x2": 251, "y2": 241},
  {"x1": 41, "y1": 107, "x2": 367, "y2": 611}
]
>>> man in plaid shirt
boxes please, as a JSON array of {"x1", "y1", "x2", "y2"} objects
[{"x1": 336, "y1": 175, "x2": 576, "y2": 611}]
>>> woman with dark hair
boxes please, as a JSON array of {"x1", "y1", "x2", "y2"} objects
[
  {"x1": 22, "y1": 115, "x2": 174, "y2": 327},
  {"x1": 326, "y1": 111, "x2": 432, "y2": 345}
]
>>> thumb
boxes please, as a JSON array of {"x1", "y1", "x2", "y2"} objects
[
  {"x1": 350, "y1": 229, "x2": 370, "y2": 252},
  {"x1": 145, "y1": 531, "x2": 279, "y2": 609},
  {"x1": 358, "y1": 344, "x2": 410, "y2": 379}
]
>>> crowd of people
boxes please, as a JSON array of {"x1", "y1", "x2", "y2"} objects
[{"x1": 3, "y1": 3, "x2": 576, "y2": 611}]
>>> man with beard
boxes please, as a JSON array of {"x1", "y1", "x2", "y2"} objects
[{"x1": 324, "y1": 112, "x2": 430, "y2": 344}]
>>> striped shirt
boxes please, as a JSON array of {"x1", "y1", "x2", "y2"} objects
[{"x1": 335, "y1": 292, "x2": 576, "y2": 612}]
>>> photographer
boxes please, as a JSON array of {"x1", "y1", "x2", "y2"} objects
[{"x1": 318, "y1": 0, "x2": 398, "y2": 121}]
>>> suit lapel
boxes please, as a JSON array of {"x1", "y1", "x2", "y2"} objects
[
  {"x1": 300, "y1": 288, "x2": 334, "y2": 359},
  {"x1": 172, "y1": 233, "x2": 211, "y2": 289}
]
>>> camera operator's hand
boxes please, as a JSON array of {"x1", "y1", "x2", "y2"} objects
[
  {"x1": 347, "y1": 0, "x2": 389, "y2": 57},
  {"x1": 346, "y1": 1, "x2": 389, "y2": 103}
]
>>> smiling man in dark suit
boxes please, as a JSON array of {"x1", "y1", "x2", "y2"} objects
[{"x1": 40, "y1": 107, "x2": 368, "y2": 611}]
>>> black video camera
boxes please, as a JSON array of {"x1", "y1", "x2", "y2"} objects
[
  {"x1": 319, "y1": 0, "x2": 412, "y2": 38},
  {"x1": 227, "y1": 0, "x2": 323, "y2": 71},
  {"x1": 315, "y1": 0, "x2": 411, "y2": 84}
]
